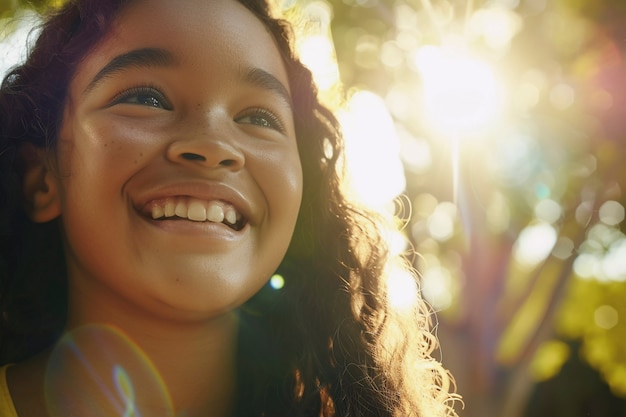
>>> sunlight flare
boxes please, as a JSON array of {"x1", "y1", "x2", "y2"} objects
[
  {"x1": 339, "y1": 90, "x2": 406, "y2": 208},
  {"x1": 415, "y1": 46, "x2": 503, "y2": 135}
]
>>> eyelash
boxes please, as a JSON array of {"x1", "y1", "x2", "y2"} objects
[
  {"x1": 237, "y1": 107, "x2": 286, "y2": 133},
  {"x1": 111, "y1": 85, "x2": 172, "y2": 110},
  {"x1": 110, "y1": 85, "x2": 287, "y2": 133}
]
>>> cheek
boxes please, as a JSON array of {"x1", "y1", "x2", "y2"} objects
[
  {"x1": 85, "y1": 118, "x2": 161, "y2": 163},
  {"x1": 249, "y1": 145, "x2": 302, "y2": 271},
  {"x1": 260, "y1": 146, "x2": 303, "y2": 219},
  {"x1": 58, "y1": 116, "x2": 165, "y2": 179}
]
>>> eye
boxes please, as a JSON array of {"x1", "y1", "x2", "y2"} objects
[
  {"x1": 111, "y1": 86, "x2": 172, "y2": 110},
  {"x1": 236, "y1": 108, "x2": 285, "y2": 133}
]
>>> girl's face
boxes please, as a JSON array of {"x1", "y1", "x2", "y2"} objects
[{"x1": 53, "y1": 0, "x2": 303, "y2": 321}]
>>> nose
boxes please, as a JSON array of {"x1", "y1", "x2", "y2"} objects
[{"x1": 166, "y1": 114, "x2": 245, "y2": 170}]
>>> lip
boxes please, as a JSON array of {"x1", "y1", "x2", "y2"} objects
[{"x1": 132, "y1": 180, "x2": 254, "y2": 227}]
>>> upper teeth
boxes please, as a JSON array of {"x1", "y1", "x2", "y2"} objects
[{"x1": 149, "y1": 198, "x2": 239, "y2": 225}]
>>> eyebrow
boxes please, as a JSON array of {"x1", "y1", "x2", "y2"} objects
[
  {"x1": 84, "y1": 47, "x2": 177, "y2": 94},
  {"x1": 243, "y1": 67, "x2": 293, "y2": 111},
  {"x1": 83, "y1": 47, "x2": 293, "y2": 110}
]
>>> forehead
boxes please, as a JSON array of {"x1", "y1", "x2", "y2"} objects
[{"x1": 71, "y1": 0, "x2": 288, "y2": 93}]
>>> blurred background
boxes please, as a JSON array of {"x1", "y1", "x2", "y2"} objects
[{"x1": 3, "y1": 0, "x2": 626, "y2": 416}]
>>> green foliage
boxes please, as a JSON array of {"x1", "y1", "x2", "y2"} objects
[
  {"x1": 531, "y1": 340, "x2": 571, "y2": 382},
  {"x1": 558, "y1": 279, "x2": 626, "y2": 398},
  {"x1": 0, "y1": 0, "x2": 63, "y2": 17}
]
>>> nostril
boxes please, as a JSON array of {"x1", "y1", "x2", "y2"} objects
[
  {"x1": 181, "y1": 152, "x2": 206, "y2": 162},
  {"x1": 219, "y1": 159, "x2": 237, "y2": 167}
]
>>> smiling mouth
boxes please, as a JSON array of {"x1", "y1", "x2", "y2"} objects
[{"x1": 144, "y1": 197, "x2": 246, "y2": 231}]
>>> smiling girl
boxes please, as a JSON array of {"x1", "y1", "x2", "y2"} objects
[{"x1": 0, "y1": 0, "x2": 457, "y2": 416}]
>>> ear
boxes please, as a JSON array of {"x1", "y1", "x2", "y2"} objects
[{"x1": 20, "y1": 143, "x2": 62, "y2": 223}]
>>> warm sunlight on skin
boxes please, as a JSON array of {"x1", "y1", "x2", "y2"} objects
[{"x1": 415, "y1": 45, "x2": 503, "y2": 136}]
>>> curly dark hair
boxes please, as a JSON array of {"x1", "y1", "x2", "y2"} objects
[{"x1": 0, "y1": 1, "x2": 457, "y2": 416}]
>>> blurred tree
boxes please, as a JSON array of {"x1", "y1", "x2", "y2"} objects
[{"x1": 325, "y1": 1, "x2": 626, "y2": 416}]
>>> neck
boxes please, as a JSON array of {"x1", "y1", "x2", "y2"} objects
[{"x1": 51, "y1": 287, "x2": 240, "y2": 417}]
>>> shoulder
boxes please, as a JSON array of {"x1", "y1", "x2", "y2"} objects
[
  {"x1": 0, "y1": 364, "x2": 18, "y2": 417},
  {"x1": 3, "y1": 354, "x2": 49, "y2": 417}
]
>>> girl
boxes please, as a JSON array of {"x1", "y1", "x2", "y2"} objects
[{"x1": 0, "y1": 0, "x2": 458, "y2": 416}]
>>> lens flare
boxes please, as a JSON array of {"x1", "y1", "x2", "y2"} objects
[
  {"x1": 270, "y1": 273, "x2": 285, "y2": 290},
  {"x1": 45, "y1": 325, "x2": 174, "y2": 417},
  {"x1": 415, "y1": 46, "x2": 503, "y2": 135},
  {"x1": 114, "y1": 365, "x2": 136, "y2": 417}
]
